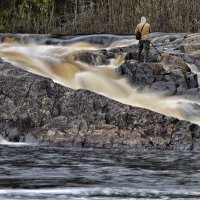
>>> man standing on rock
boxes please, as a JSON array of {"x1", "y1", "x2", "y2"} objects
[{"x1": 135, "y1": 16, "x2": 151, "y2": 63}]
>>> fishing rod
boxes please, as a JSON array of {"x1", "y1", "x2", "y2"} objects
[
  {"x1": 150, "y1": 41, "x2": 163, "y2": 60},
  {"x1": 149, "y1": 34, "x2": 189, "y2": 60}
]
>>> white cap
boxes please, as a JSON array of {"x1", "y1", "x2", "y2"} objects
[{"x1": 141, "y1": 17, "x2": 146, "y2": 23}]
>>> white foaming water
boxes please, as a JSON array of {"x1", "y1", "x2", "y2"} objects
[
  {"x1": 0, "y1": 135, "x2": 10, "y2": 144},
  {"x1": 0, "y1": 40, "x2": 200, "y2": 125},
  {"x1": 0, "y1": 187, "x2": 200, "y2": 200},
  {"x1": 0, "y1": 135, "x2": 27, "y2": 146},
  {"x1": 106, "y1": 38, "x2": 138, "y2": 49},
  {"x1": 187, "y1": 63, "x2": 200, "y2": 86}
]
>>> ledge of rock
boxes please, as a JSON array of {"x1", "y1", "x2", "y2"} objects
[{"x1": 1, "y1": 60, "x2": 200, "y2": 151}]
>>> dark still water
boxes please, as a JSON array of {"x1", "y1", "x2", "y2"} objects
[{"x1": 0, "y1": 145, "x2": 200, "y2": 200}]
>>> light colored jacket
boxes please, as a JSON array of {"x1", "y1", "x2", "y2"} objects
[{"x1": 135, "y1": 23, "x2": 151, "y2": 40}]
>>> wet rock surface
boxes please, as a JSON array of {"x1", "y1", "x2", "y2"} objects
[
  {"x1": 0, "y1": 33, "x2": 200, "y2": 151},
  {"x1": 117, "y1": 61, "x2": 198, "y2": 96}
]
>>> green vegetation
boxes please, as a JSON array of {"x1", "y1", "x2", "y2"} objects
[{"x1": 0, "y1": 0, "x2": 199, "y2": 34}]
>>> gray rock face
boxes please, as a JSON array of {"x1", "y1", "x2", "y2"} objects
[{"x1": 117, "y1": 61, "x2": 198, "y2": 95}]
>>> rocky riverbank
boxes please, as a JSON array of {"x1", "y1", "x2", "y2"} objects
[{"x1": 0, "y1": 33, "x2": 200, "y2": 151}]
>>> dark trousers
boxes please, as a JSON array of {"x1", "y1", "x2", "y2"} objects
[{"x1": 138, "y1": 40, "x2": 150, "y2": 62}]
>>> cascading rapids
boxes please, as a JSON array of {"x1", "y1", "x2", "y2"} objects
[{"x1": 0, "y1": 34, "x2": 200, "y2": 126}]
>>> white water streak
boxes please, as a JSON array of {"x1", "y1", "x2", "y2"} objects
[{"x1": 187, "y1": 63, "x2": 200, "y2": 86}]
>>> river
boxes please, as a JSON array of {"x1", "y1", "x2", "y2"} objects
[
  {"x1": 0, "y1": 33, "x2": 200, "y2": 199},
  {"x1": 0, "y1": 144, "x2": 200, "y2": 200}
]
